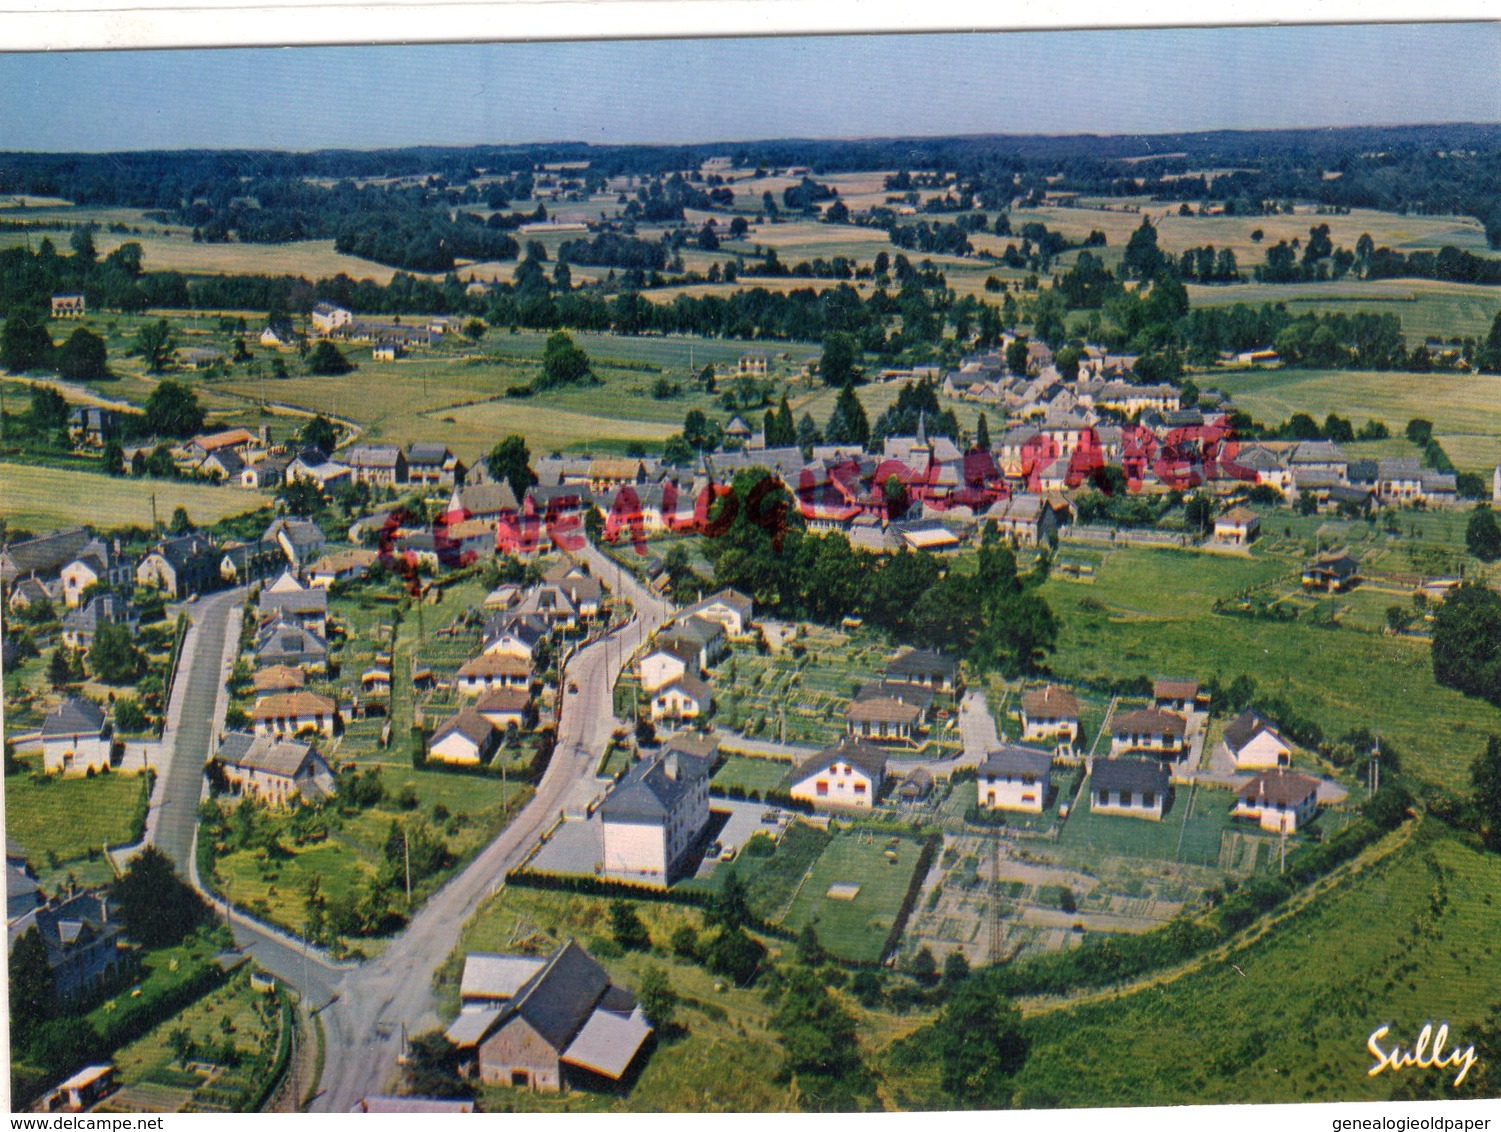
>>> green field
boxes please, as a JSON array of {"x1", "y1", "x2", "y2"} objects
[
  {"x1": 1012, "y1": 823, "x2": 1501, "y2": 1106},
  {"x1": 1040, "y1": 544, "x2": 1501, "y2": 792},
  {"x1": 0, "y1": 461, "x2": 274, "y2": 531},
  {"x1": 1055, "y1": 782, "x2": 1265, "y2": 871},
  {"x1": 780, "y1": 830, "x2": 927, "y2": 963},
  {"x1": 1212, "y1": 367, "x2": 1501, "y2": 470},
  {"x1": 710, "y1": 754, "x2": 793, "y2": 795},
  {"x1": 3, "y1": 770, "x2": 150, "y2": 886}
]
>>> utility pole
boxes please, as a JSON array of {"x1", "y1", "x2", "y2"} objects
[
  {"x1": 403, "y1": 829, "x2": 412, "y2": 908},
  {"x1": 150, "y1": 491, "x2": 159, "y2": 532}
]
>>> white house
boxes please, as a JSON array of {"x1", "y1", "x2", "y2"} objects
[
  {"x1": 251, "y1": 691, "x2": 341, "y2": 739},
  {"x1": 1110, "y1": 708, "x2": 1188, "y2": 760},
  {"x1": 977, "y1": 745, "x2": 1053, "y2": 813},
  {"x1": 1213, "y1": 506, "x2": 1260, "y2": 545},
  {"x1": 1019, "y1": 684, "x2": 1080, "y2": 748},
  {"x1": 650, "y1": 673, "x2": 711, "y2": 724},
  {"x1": 1220, "y1": 711, "x2": 1293, "y2": 769},
  {"x1": 457, "y1": 653, "x2": 531, "y2": 694},
  {"x1": 677, "y1": 589, "x2": 755, "y2": 637},
  {"x1": 785, "y1": 738, "x2": 887, "y2": 811},
  {"x1": 638, "y1": 643, "x2": 697, "y2": 694},
  {"x1": 598, "y1": 746, "x2": 712, "y2": 886},
  {"x1": 428, "y1": 708, "x2": 500, "y2": 766},
  {"x1": 310, "y1": 301, "x2": 353, "y2": 335},
  {"x1": 39, "y1": 698, "x2": 113, "y2": 775},
  {"x1": 1233, "y1": 769, "x2": 1320, "y2": 833},
  {"x1": 213, "y1": 732, "x2": 335, "y2": 807},
  {"x1": 1090, "y1": 757, "x2": 1169, "y2": 821}
]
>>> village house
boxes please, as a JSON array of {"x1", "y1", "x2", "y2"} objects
[
  {"x1": 2, "y1": 526, "x2": 99, "y2": 592},
  {"x1": 638, "y1": 642, "x2": 697, "y2": 693},
  {"x1": 443, "y1": 939, "x2": 652, "y2": 1092},
  {"x1": 1301, "y1": 553, "x2": 1360, "y2": 593},
  {"x1": 785, "y1": 737, "x2": 887, "y2": 810},
  {"x1": 310, "y1": 301, "x2": 354, "y2": 336},
  {"x1": 457, "y1": 653, "x2": 532, "y2": 695},
  {"x1": 50, "y1": 292, "x2": 86, "y2": 318},
  {"x1": 1214, "y1": 505, "x2": 1260, "y2": 545},
  {"x1": 1152, "y1": 680, "x2": 1201, "y2": 715},
  {"x1": 136, "y1": 533, "x2": 220, "y2": 599},
  {"x1": 307, "y1": 547, "x2": 379, "y2": 589},
  {"x1": 982, "y1": 493, "x2": 1066, "y2": 546},
  {"x1": 200, "y1": 448, "x2": 244, "y2": 481},
  {"x1": 1220, "y1": 711, "x2": 1293, "y2": 769},
  {"x1": 372, "y1": 341, "x2": 403, "y2": 362},
  {"x1": 1090, "y1": 757, "x2": 1170, "y2": 821},
  {"x1": 736, "y1": 352, "x2": 769, "y2": 377},
  {"x1": 251, "y1": 691, "x2": 341, "y2": 739},
  {"x1": 219, "y1": 542, "x2": 284, "y2": 588},
  {"x1": 240, "y1": 455, "x2": 289, "y2": 490},
  {"x1": 1109, "y1": 708, "x2": 1188, "y2": 760},
  {"x1": 345, "y1": 445, "x2": 409, "y2": 487},
  {"x1": 60, "y1": 593, "x2": 138, "y2": 650},
  {"x1": 1233, "y1": 769, "x2": 1321, "y2": 833},
  {"x1": 599, "y1": 744, "x2": 713, "y2": 884},
  {"x1": 284, "y1": 450, "x2": 353, "y2": 492},
  {"x1": 39, "y1": 697, "x2": 113, "y2": 775},
  {"x1": 658, "y1": 615, "x2": 727, "y2": 670},
  {"x1": 406, "y1": 443, "x2": 467, "y2": 488},
  {"x1": 263, "y1": 518, "x2": 327, "y2": 572},
  {"x1": 58, "y1": 537, "x2": 130, "y2": 608},
  {"x1": 45, "y1": 1065, "x2": 122, "y2": 1113},
  {"x1": 428, "y1": 708, "x2": 501, "y2": 766},
  {"x1": 1019, "y1": 684, "x2": 1081, "y2": 749},
  {"x1": 474, "y1": 687, "x2": 530, "y2": 731},
  {"x1": 844, "y1": 695, "x2": 921, "y2": 745},
  {"x1": 259, "y1": 318, "x2": 296, "y2": 349},
  {"x1": 977, "y1": 744, "x2": 1054, "y2": 813},
  {"x1": 7, "y1": 889, "x2": 126, "y2": 1004},
  {"x1": 258, "y1": 571, "x2": 329, "y2": 637},
  {"x1": 184, "y1": 428, "x2": 255, "y2": 466},
  {"x1": 650, "y1": 671, "x2": 712, "y2": 724},
  {"x1": 483, "y1": 614, "x2": 550, "y2": 660},
  {"x1": 213, "y1": 732, "x2": 336, "y2": 806},
  {"x1": 254, "y1": 614, "x2": 330, "y2": 672},
  {"x1": 448, "y1": 481, "x2": 520, "y2": 524},
  {"x1": 885, "y1": 648, "x2": 958, "y2": 694},
  {"x1": 67, "y1": 406, "x2": 121, "y2": 448}
]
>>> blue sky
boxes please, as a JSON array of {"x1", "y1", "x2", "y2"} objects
[{"x1": 1, "y1": 24, "x2": 1498, "y2": 152}]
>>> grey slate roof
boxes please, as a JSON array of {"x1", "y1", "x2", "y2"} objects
[
  {"x1": 886, "y1": 648, "x2": 958, "y2": 681},
  {"x1": 789, "y1": 736, "x2": 888, "y2": 785},
  {"x1": 216, "y1": 732, "x2": 321, "y2": 779},
  {"x1": 1, "y1": 526, "x2": 95, "y2": 583},
  {"x1": 1092, "y1": 757, "x2": 1169, "y2": 795},
  {"x1": 511, "y1": 938, "x2": 612, "y2": 1051},
  {"x1": 39, "y1": 697, "x2": 107, "y2": 738},
  {"x1": 980, "y1": 744, "x2": 1054, "y2": 779},
  {"x1": 598, "y1": 748, "x2": 710, "y2": 826}
]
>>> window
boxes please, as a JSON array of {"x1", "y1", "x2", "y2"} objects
[
  {"x1": 816, "y1": 781, "x2": 829, "y2": 796},
  {"x1": 854, "y1": 782, "x2": 867, "y2": 795},
  {"x1": 1098, "y1": 790, "x2": 1110, "y2": 805},
  {"x1": 1142, "y1": 791, "x2": 1156, "y2": 807}
]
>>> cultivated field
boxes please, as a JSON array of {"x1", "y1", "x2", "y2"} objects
[
  {"x1": 0, "y1": 462, "x2": 274, "y2": 531},
  {"x1": 1188, "y1": 278, "x2": 1501, "y2": 344}
]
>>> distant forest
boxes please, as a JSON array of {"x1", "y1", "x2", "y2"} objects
[{"x1": 3, "y1": 123, "x2": 1500, "y2": 273}]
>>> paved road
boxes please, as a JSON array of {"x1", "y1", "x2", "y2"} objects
[
  {"x1": 312, "y1": 543, "x2": 674, "y2": 1111},
  {"x1": 152, "y1": 588, "x2": 243, "y2": 870}
]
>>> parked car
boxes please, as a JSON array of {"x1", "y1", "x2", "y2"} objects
[
  {"x1": 705, "y1": 841, "x2": 723, "y2": 858},
  {"x1": 719, "y1": 845, "x2": 737, "y2": 862}
]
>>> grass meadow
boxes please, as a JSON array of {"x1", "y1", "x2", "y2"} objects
[
  {"x1": 779, "y1": 830, "x2": 928, "y2": 963},
  {"x1": 0, "y1": 462, "x2": 274, "y2": 531},
  {"x1": 1012, "y1": 822, "x2": 1501, "y2": 1107},
  {"x1": 2, "y1": 768, "x2": 150, "y2": 887},
  {"x1": 1041, "y1": 543, "x2": 1501, "y2": 793}
]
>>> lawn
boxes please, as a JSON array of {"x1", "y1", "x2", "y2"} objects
[
  {"x1": 1040, "y1": 543, "x2": 1501, "y2": 793},
  {"x1": 3, "y1": 768, "x2": 150, "y2": 886},
  {"x1": 1053, "y1": 781, "x2": 1261, "y2": 870},
  {"x1": 1012, "y1": 823, "x2": 1501, "y2": 1106},
  {"x1": 0, "y1": 462, "x2": 274, "y2": 531},
  {"x1": 106, "y1": 968, "x2": 287, "y2": 1113},
  {"x1": 711, "y1": 754, "x2": 793, "y2": 796},
  {"x1": 779, "y1": 829, "x2": 928, "y2": 963}
]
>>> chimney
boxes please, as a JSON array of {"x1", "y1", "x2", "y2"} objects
[{"x1": 664, "y1": 751, "x2": 679, "y2": 781}]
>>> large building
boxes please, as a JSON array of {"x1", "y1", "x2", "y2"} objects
[
  {"x1": 597, "y1": 745, "x2": 712, "y2": 885},
  {"x1": 213, "y1": 732, "x2": 336, "y2": 806}
]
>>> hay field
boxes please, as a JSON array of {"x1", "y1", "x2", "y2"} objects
[{"x1": 0, "y1": 462, "x2": 274, "y2": 530}]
